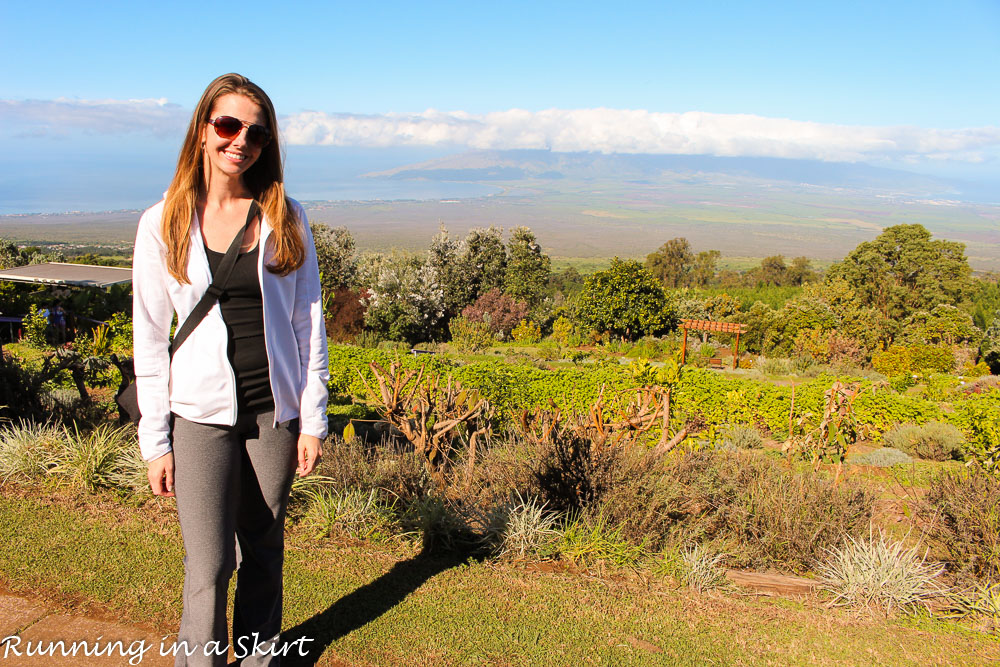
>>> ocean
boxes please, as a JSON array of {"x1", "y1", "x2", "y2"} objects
[{"x1": 0, "y1": 143, "x2": 496, "y2": 215}]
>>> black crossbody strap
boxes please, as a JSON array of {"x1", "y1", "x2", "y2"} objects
[{"x1": 169, "y1": 201, "x2": 260, "y2": 358}]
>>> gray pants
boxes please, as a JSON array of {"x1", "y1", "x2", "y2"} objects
[{"x1": 172, "y1": 411, "x2": 298, "y2": 667}]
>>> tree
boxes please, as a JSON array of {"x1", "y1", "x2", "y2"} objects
[
  {"x1": 457, "y1": 226, "x2": 507, "y2": 305},
  {"x1": 755, "y1": 255, "x2": 788, "y2": 286},
  {"x1": 901, "y1": 304, "x2": 981, "y2": 346},
  {"x1": 690, "y1": 250, "x2": 720, "y2": 287},
  {"x1": 574, "y1": 258, "x2": 674, "y2": 340},
  {"x1": 359, "y1": 251, "x2": 445, "y2": 343},
  {"x1": 646, "y1": 238, "x2": 693, "y2": 288},
  {"x1": 310, "y1": 223, "x2": 357, "y2": 291},
  {"x1": 0, "y1": 240, "x2": 25, "y2": 270},
  {"x1": 827, "y1": 224, "x2": 973, "y2": 321},
  {"x1": 981, "y1": 312, "x2": 1000, "y2": 374},
  {"x1": 504, "y1": 226, "x2": 551, "y2": 306},
  {"x1": 786, "y1": 256, "x2": 817, "y2": 286},
  {"x1": 425, "y1": 224, "x2": 465, "y2": 316}
]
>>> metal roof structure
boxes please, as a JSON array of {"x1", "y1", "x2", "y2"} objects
[{"x1": 0, "y1": 262, "x2": 132, "y2": 288}]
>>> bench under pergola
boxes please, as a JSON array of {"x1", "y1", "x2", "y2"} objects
[{"x1": 679, "y1": 319, "x2": 749, "y2": 370}]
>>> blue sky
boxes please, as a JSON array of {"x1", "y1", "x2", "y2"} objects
[
  {"x1": 3, "y1": 0, "x2": 998, "y2": 124},
  {"x1": 1, "y1": 0, "x2": 999, "y2": 213}
]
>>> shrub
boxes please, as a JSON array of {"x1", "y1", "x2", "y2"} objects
[
  {"x1": 351, "y1": 330, "x2": 382, "y2": 349},
  {"x1": 22, "y1": 304, "x2": 48, "y2": 349},
  {"x1": 323, "y1": 288, "x2": 367, "y2": 342},
  {"x1": 958, "y1": 392, "x2": 1000, "y2": 473},
  {"x1": 449, "y1": 316, "x2": 494, "y2": 352},
  {"x1": 873, "y1": 344, "x2": 955, "y2": 377},
  {"x1": 599, "y1": 450, "x2": 877, "y2": 572},
  {"x1": 849, "y1": 447, "x2": 912, "y2": 467},
  {"x1": 377, "y1": 340, "x2": 410, "y2": 353},
  {"x1": 535, "y1": 341, "x2": 560, "y2": 361},
  {"x1": 461, "y1": 289, "x2": 529, "y2": 340},
  {"x1": 883, "y1": 422, "x2": 965, "y2": 461},
  {"x1": 757, "y1": 356, "x2": 789, "y2": 375},
  {"x1": 716, "y1": 424, "x2": 763, "y2": 451},
  {"x1": 818, "y1": 530, "x2": 945, "y2": 615},
  {"x1": 309, "y1": 438, "x2": 432, "y2": 507},
  {"x1": 962, "y1": 361, "x2": 991, "y2": 378},
  {"x1": 402, "y1": 494, "x2": 475, "y2": 552},
  {"x1": 511, "y1": 319, "x2": 542, "y2": 344},
  {"x1": 924, "y1": 469, "x2": 1000, "y2": 584},
  {"x1": 947, "y1": 582, "x2": 1000, "y2": 629},
  {"x1": 550, "y1": 316, "x2": 575, "y2": 345}
]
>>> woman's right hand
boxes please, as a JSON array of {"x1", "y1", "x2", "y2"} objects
[{"x1": 147, "y1": 452, "x2": 175, "y2": 497}]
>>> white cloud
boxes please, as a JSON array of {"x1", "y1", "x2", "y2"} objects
[
  {"x1": 3, "y1": 97, "x2": 999, "y2": 164},
  {"x1": 280, "y1": 108, "x2": 1000, "y2": 163},
  {"x1": 0, "y1": 98, "x2": 187, "y2": 138}
]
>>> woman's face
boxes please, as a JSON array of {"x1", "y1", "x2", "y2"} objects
[{"x1": 201, "y1": 93, "x2": 268, "y2": 183}]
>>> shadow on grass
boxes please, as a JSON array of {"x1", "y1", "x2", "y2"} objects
[{"x1": 280, "y1": 548, "x2": 473, "y2": 666}]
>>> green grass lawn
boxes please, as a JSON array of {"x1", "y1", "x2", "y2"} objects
[{"x1": 1, "y1": 485, "x2": 997, "y2": 666}]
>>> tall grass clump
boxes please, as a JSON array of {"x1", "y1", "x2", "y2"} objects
[
  {"x1": 883, "y1": 422, "x2": 965, "y2": 461},
  {"x1": 924, "y1": 469, "x2": 1000, "y2": 585},
  {"x1": 558, "y1": 511, "x2": 646, "y2": 569},
  {"x1": 656, "y1": 545, "x2": 730, "y2": 593},
  {"x1": 818, "y1": 529, "x2": 945, "y2": 615},
  {"x1": 947, "y1": 582, "x2": 1000, "y2": 633},
  {"x1": 300, "y1": 486, "x2": 398, "y2": 541},
  {"x1": 48, "y1": 423, "x2": 138, "y2": 492},
  {"x1": 679, "y1": 545, "x2": 729, "y2": 593},
  {"x1": 482, "y1": 492, "x2": 560, "y2": 560},
  {"x1": 0, "y1": 421, "x2": 64, "y2": 481}
]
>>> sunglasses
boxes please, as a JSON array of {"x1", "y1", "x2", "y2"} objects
[{"x1": 207, "y1": 116, "x2": 272, "y2": 148}]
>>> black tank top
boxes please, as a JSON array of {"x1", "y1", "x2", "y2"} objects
[{"x1": 204, "y1": 243, "x2": 274, "y2": 413}]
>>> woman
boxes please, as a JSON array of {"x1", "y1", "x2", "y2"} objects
[{"x1": 132, "y1": 73, "x2": 328, "y2": 666}]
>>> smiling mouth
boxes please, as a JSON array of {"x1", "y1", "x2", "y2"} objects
[{"x1": 223, "y1": 150, "x2": 248, "y2": 162}]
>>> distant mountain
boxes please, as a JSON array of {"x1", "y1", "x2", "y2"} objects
[{"x1": 365, "y1": 149, "x2": 971, "y2": 197}]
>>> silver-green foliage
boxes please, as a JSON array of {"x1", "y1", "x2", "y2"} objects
[
  {"x1": 681, "y1": 545, "x2": 729, "y2": 593},
  {"x1": 0, "y1": 421, "x2": 63, "y2": 481},
  {"x1": 883, "y1": 422, "x2": 965, "y2": 461},
  {"x1": 818, "y1": 530, "x2": 945, "y2": 615},
  {"x1": 716, "y1": 424, "x2": 763, "y2": 451},
  {"x1": 849, "y1": 447, "x2": 913, "y2": 467},
  {"x1": 483, "y1": 492, "x2": 560, "y2": 560},
  {"x1": 49, "y1": 423, "x2": 138, "y2": 492}
]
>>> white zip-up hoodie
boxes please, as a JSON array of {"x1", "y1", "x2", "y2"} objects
[{"x1": 132, "y1": 197, "x2": 329, "y2": 461}]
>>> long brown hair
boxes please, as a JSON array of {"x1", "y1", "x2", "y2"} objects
[{"x1": 162, "y1": 73, "x2": 304, "y2": 283}]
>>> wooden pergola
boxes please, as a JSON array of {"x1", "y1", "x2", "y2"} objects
[{"x1": 680, "y1": 319, "x2": 749, "y2": 369}]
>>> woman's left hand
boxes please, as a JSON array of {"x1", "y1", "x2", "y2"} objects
[{"x1": 296, "y1": 433, "x2": 323, "y2": 476}]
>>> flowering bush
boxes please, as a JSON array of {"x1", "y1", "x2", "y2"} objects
[{"x1": 461, "y1": 289, "x2": 529, "y2": 340}]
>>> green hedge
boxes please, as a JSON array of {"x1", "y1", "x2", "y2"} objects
[{"x1": 328, "y1": 345, "x2": 990, "y2": 444}]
